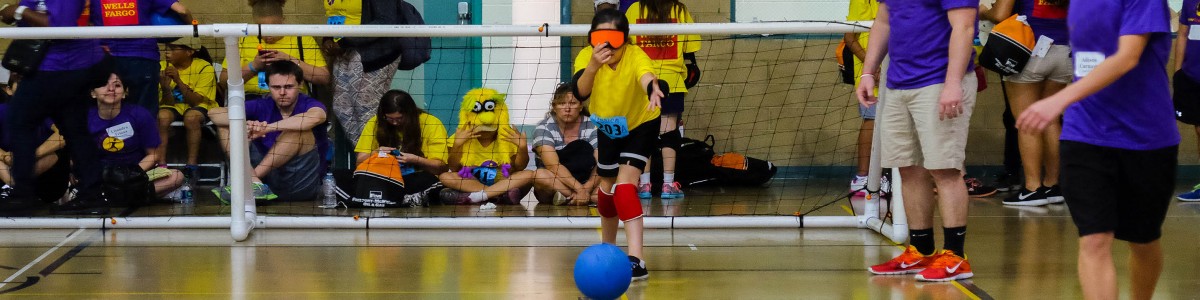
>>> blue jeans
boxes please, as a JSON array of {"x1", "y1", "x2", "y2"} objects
[{"x1": 112, "y1": 57, "x2": 161, "y2": 113}]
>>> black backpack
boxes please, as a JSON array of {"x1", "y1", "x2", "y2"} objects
[
  {"x1": 673, "y1": 135, "x2": 778, "y2": 187},
  {"x1": 396, "y1": 0, "x2": 432, "y2": 71},
  {"x1": 101, "y1": 164, "x2": 153, "y2": 207}
]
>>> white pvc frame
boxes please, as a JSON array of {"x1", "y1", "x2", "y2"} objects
[{"x1": 0, "y1": 22, "x2": 904, "y2": 244}]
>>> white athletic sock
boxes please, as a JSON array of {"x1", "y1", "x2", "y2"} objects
[
  {"x1": 468, "y1": 191, "x2": 489, "y2": 203},
  {"x1": 663, "y1": 172, "x2": 675, "y2": 184},
  {"x1": 640, "y1": 173, "x2": 651, "y2": 185}
]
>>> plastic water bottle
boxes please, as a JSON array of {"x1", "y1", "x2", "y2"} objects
[
  {"x1": 322, "y1": 173, "x2": 336, "y2": 208},
  {"x1": 179, "y1": 179, "x2": 193, "y2": 203}
]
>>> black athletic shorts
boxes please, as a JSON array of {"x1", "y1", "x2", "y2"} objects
[
  {"x1": 1060, "y1": 140, "x2": 1176, "y2": 243},
  {"x1": 661, "y1": 92, "x2": 686, "y2": 116},
  {"x1": 1173, "y1": 71, "x2": 1200, "y2": 125},
  {"x1": 597, "y1": 118, "x2": 660, "y2": 178}
]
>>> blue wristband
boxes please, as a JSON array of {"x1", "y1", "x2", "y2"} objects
[{"x1": 247, "y1": 62, "x2": 258, "y2": 73}]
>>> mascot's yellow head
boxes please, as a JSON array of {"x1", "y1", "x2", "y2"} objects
[{"x1": 459, "y1": 87, "x2": 510, "y2": 132}]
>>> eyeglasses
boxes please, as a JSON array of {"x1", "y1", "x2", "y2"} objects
[{"x1": 385, "y1": 116, "x2": 405, "y2": 123}]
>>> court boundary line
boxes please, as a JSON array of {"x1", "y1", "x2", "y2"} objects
[{"x1": 0, "y1": 228, "x2": 85, "y2": 289}]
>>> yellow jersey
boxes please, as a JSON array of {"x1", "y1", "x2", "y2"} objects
[
  {"x1": 160, "y1": 58, "x2": 218, "y2": 115},
  {"x1": 847, "y1": 0, "x2": 878, "y2": 88},
  {"x1": 625, "y1": 3, "x2": 701, "y2": 94},
  {"x1": 238, "y1": 36, "x2": 327, "y2": 95},
  {"x1": 355, "y1": 113, "x2": 449, "y2": 164},
  {"x1": 450, "y1": 136, "x2": 520, "y2": 168},
  {"x1": 573, "y1": 45, "x2": 661, "y2": 130},
  {"x1": 323, "y1": 0, "x2": 363, "y2": 26}
]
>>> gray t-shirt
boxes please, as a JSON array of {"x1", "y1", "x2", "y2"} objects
[{"x1": 531, "y1": 116, "x2": 598, "y2": 168}]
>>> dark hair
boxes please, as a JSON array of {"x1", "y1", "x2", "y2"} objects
[
  {"x1": 376, "y1": 90, "x2": 425, "y2": 157},
  {"x1": 548, "y1": 82, "x2": 588, "y2": 118},
  {"x1": 590, "y1": 8, "x2": 630, "y2": 38},
  {"x1": 637, "y1": 0, "x2": 686, "y2": 24},
  {"x1": 249, "y1": 0, "x2": 286, "y2": 18},
  {"x1": 263, "y1": 60, "x2": 305, "y2": 85}
]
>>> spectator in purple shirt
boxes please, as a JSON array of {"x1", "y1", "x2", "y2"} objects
[
  {"x1": 89, "y1": 0, "x2": 193, "y2": 113},
  {"x1": 0, "y1": 76, "x2": 70, "y2": 204},
  {"x1": 1173, "y1": 0, "x2": 1200, "y2": 202},
  {"x1": 209, "y1": 60, "x2": 329, "y2": 203},
  {"x1": 0, "y1": 0, "x2": 110, "y2": 215},
  {"x1": 1018, "y1": 0, "x2": 1177, "y2": 298},
  {"x1": 856, "y1": 0, "x2": 979, "y2": 282},
  {"x1": 88, "y1": 73, "x2": 184, "y2": 198}
]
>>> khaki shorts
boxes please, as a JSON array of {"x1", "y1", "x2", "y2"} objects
[
  {"x1": 880, "y1": 73, "x2": 977, "y2": 171},
  {"x1": 1005, "y1": 45, "x2": 1073, "y2": 84}
]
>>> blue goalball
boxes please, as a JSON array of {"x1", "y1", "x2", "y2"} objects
[{"x1": 573, "y1": 243, "x2": 632, "y2": 300}]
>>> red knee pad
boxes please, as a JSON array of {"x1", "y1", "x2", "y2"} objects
[
  {"x1": 597, "y1": 187, "x2": 617, "y2": 218},
  {"x1": 613, "y1": 184, "x2": 644, "y2": 221}
]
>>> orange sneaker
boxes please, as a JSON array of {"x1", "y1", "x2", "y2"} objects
[
  {"x1": 915, "y1": 250, "x2": 973, "y2": 282},
  {"x1": 868, "y1": 245, "x2": 932, "y2": 275}
]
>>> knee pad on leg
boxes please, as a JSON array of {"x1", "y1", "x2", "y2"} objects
[
  {"x1": 613, "y1": 183, "x2": 644, "y2": 221},
  {"x1": 659, "y1": 129, "x2": 683, "y2": 150},
  {"x1": 597, "y1": 187, "x2": 617, "y2": 218}
]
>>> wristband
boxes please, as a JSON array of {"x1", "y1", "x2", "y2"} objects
[
  {"x1": 247, "y1": 62, "x2": 258, "y2": 73},
  {"x1": 13, "y1": 5, "x2": 27, "y2": 21},
  {"x1": 859, "y1": 73, "x2": 875, "y2": 79}
]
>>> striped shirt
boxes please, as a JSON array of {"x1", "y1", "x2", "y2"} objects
[{"x1": 532, "y1": 116, "x2": 598, "y2": 167}]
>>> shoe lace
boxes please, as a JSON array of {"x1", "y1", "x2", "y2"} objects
[
  {"x1": 926, "y1": 251, "x2": 962, "y2": 268},
  {"x1": 1192, "y1": 183, "x2": 1200, "y2": 191}
]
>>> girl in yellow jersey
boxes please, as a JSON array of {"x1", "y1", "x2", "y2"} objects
[
  {"x1": 571, "y1": 9, "x2": 665, "y2": 281},
  {"x1": 625, "y1": 0, "x2": 700, "y2": 199}
]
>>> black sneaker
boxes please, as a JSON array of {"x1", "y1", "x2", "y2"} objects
[
  {"x1": 965, "y1": 177, "x2": 997, "y2": 198},
  {"x1": 1002, "y1": 187, "x2": 1049, "y2": 206},
  {"x1": 51, "y1": 190, "x2": 109, "y2": 215},
  {"x1": 629, "y1": 255, "x2": 649, "y2": 281},
  {"x1": 1041, "y1": 185, "x2": 1064, "y2": 204},
  {"x1": 993, "y1": 173, "x2": 1022, "y2": 192}
]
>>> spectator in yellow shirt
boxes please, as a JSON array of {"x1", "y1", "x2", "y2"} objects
[
  {"x1": 231, "y1": 0, "x2": 330, "y2": 100},
  {"x1": 156, "y1": 37, "x2": 217, "y2": 171}
]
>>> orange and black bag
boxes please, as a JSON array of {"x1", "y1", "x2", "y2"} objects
[
  {"x1": 836, "y1": 40, "x2": 856, "y2": 85},
  {"x1": 344, "y1": 153, "x2": 408, "y2": 208},
  {"x1": 710, "y1": 152, "x2": 777, "y2": 186},
  {"x1": 979, "y1": 14, "x2": 1036, "y2": 76}
]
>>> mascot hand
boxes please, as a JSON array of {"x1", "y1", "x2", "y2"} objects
[
  {"x1": 500, "y1": 126, "x2": 527, "y2": 148},
  {"x1": 453, "y1": 126, "x2": 480, "y2": 147}
]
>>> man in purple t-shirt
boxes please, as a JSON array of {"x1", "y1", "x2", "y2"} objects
[
  {"x1": 1017, "y1": 0, "x2": 1177, "y2": 298},
  {"x1": 90, "y1": 0, "x2": 193, "y2": 113},
  {"x1": 1173, "y1": 0, "x2": 1200, "y2": 201},
  {"x1": 0, "y1": 0, "x2": 110, "y2": 215},
  {"x1": 855, "y1": 0, "x2": 979, "y2": 282},
  {"x1": 210, "y1": 60, "x2": 329, "y2": 203}
]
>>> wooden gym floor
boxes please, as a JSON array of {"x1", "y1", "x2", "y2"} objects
[{"x1": 0, "y1": 178, "x2": 1197, "y2": 299}]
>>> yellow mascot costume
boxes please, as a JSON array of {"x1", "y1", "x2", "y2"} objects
[{"x1": 454, "y1": 88, "x2": 517, "y2": 185}]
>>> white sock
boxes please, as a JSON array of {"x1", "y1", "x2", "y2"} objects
[
  {"x1": 468, "y1": 191, "x2": 489, "y2": 203},
  {"x1": 663, "y1": 172, "x2": 675, "y2": 184},
  {"x1": 640, "y1": 173, "x2": 651, "y2": 185}
]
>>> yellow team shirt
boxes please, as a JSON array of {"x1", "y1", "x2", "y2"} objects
[
  {"x1": 239, "y1": 36, "x2": 327, "y2": 95},
  {"x1": 847, "y1": 0, "x2": 878, "y2": 88},
  {"x1": 573, "y1": 45, "x2": 661, "y2": 130},
  {"x1": 449, "y1": 136, "x2": 520, "y2": 168},
  {"x1": 625, "y1": 3, "x2": 701, "y2": 94},
  {"x1": 324, "y1": 0, "x2": 363, "y2": 26},
  {"x1": 160, "y1": 58, "x2": 218, "y2": 115},
  {"x1": 355, "y1": 113, "x2": 449, "y2": 164}
]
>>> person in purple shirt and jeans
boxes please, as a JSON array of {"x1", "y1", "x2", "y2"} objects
[
  {"x1": 89, "y1": 0, "x2": 192, "y2": 113},
  {"x1": 1018, "y1": 0, "x2": 1178, "y2": 298},
  {"x1": 209, "y1": 60, "x2": 329, "y2": 203},
  {"x1": 0, "y1": 0, "x2": 111, "y2": 215},
  {"x1": 856, "y1": 0, "x2": 979, "y2": 282}
]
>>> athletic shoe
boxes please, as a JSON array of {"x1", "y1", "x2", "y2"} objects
[
  {"x1": 993, "y1": 173, "x2": 1022, "y2": 192},
  {"x1": 915, "y1": 250, "x2": 973, "y2": 282},
  {"x1": 629, "y1": 255, "x2": 649, "y2": 281},
  {"x1": 661, "y1": 182, "x2": 685, "y2": 199},
  {"x1": 881, "y1": 174, "x2": 892, "y2": 195},
  {"x1": 965, "y1": 177, "x2": 997, "y2": 198},
  {"x1": 498, "y1": 188, "x2": 526, "y2": 205},
  {"x1": 439, "y1": 189, "x2": 472, "y2": 205},
  {"x1": 1041, "y1": 185, "x2": 1064, "y2": 204},
  {"x1": 51, "y1": 190, "x2": 109, "y2": 215},
  {"x1": 637, "y1": 182, "x2": 652, "y2": 199},
  {"x1": 868, "y1": 245, "x2": 931, "y2": 275},
  {"x1": 850, "y1": 175, "x2": 868, "y2": 196},
  {"x1": 212, "y1": 182, "x2": 278, "y2": 204},
  {"x1": 1177, "y1": 183, "x2": 1200, "y2": 202},
  {"x1": 552, "y1": 191, "x2": 570, "y2": 206},
  {"x1": 1002, "y1": 187, "x2": 1049, "y2": 206}
]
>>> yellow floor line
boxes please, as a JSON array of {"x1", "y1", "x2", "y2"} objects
[{"x1": 951, "y1": 281, "x2": 983, "y2": 300}]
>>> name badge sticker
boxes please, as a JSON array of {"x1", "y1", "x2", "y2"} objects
[
  {"x1": 106, "y1": 122, "x2": 135, "y2": 140},
  {"x1": 1074, "y1": 51, "x2": 1105, "y2": 78},
  {"x1": 1190, "y1": 25, "x2": 1200, "y2": 40}
]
